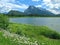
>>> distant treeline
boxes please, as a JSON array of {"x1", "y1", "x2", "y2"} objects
[
  {"x1": 7, "y1": 14, "x2": 60, "y2": 17},
  {"x1": 0, "y1": 13, "x2": 60, "y2": 17}
]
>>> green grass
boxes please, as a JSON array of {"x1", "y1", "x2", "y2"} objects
[
  {"x1": 7, "y1": 23, "x2": 60, "y2": 45},
  {"x1": 0, "y1": 23, "x2": 60, "y2": 45},
  {"x1": 0, "y1": 31, "x2": 18, "y2": 45},
  {"x1": 0, "y1": 30, "x2": 39, "y2": 45}
]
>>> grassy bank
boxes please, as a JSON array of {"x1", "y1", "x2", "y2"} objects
[
  {"x1": 6, "y1": 23, "x2": 60, "y2": 45},
  {"x1": 0, "y1": 23, "x2": 60, "y2": 45}
]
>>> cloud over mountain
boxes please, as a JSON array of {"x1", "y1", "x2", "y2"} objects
[
  {"x1": 0, "y1": 0, "x2": 28, "y2": 13},
  {"x1": 42, "y1": 0, "x2": 60, "y2": 14},
  {"x1": 0, "y1": 0, "x2": 60, "y2": 14}
]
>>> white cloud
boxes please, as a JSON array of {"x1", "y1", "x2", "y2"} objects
[
  {"x1": 32, "y1": 0, "x2": 40, "y2": 2},
  {"x1": 35, "y1": 5, "x2": 42, "y2": 7},
  {"x1": 47, "y1": 9, "x2": 60, "y2": 14},
  {"x1": 5, "y1": 3, "x2": 28, "y2": 9},
  {"x1": 0, "y1": 0, "x2": 15, "y2": 3},
  {"x1": 42, "y1": 0, "x2": 60, "y2": 14},
  {"x1": 52, "y1": 0, "x2": 60, "y2": 3},
  {"x1": 43, "y1": 0, "x2": 51, "y2": 3},
  {"x1": 0, "y1": 0, "x2": 28, "y2": 13}
]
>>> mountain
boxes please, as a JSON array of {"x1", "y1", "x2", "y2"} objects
[
  {"x1": 7, "y1": 6, "x2": 55, "y2": 17},
  {"x1": 24, "y1": 6, "x2": 54, "y2": 15},
  {"x1": 7, "y1": 10, "x2": 25, "y2": 16}
]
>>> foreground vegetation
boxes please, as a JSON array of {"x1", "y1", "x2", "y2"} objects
[
  {"x1": 0, "y1": 23, "x2": 60, "y2": 45},
  {"x1": 7, "y1": 23, "x2": 60, "y2": 45},
  {"x1": 0, "y1": 29, "x2": 38, "y2": 45},
  {"x1": 0, "y1": 14, "x2": 9, "y2": 29}
]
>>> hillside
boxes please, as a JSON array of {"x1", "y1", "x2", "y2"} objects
[
  {"x1": 24, "y1": 6, "x2": 54, "y2": 15},
  {"x1": 7, "y1": 10, "x2": 25, "y2": 17}
]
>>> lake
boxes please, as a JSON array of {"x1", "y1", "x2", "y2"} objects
[{"x1": 10, "y1": 17, "x2": 60, "y2": 32}]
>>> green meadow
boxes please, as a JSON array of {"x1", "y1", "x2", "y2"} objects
[{"x1": 7, "y1": 23, "x2": 60, "y2": 45}]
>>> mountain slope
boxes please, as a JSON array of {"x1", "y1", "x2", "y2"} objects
[
  {"x1": 24, "y1": 6, "x2": 54, "y2": 15},
  {"x1": 7, "y1": 10, "x2": 25, "y2": 16}
]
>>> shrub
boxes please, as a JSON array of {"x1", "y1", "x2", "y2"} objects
[
  {"x1": 0, "y1": 14, "x2": 9, "y2": 29},
  {"x1": 41, "y1": 30, "x2": 60, "y2": 39}
]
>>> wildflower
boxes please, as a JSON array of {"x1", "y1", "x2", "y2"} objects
[{"x1": 42, "y1": 43, "x2": 45, "y2": 45}]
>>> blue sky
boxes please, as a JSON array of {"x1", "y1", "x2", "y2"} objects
[{"x1": 0, "y1": 0, "x2": 60, "y2": 14}]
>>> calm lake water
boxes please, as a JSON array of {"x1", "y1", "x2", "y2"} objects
[{"x1": 10, "y1": 17, "x2": 60, "y2": 32}]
